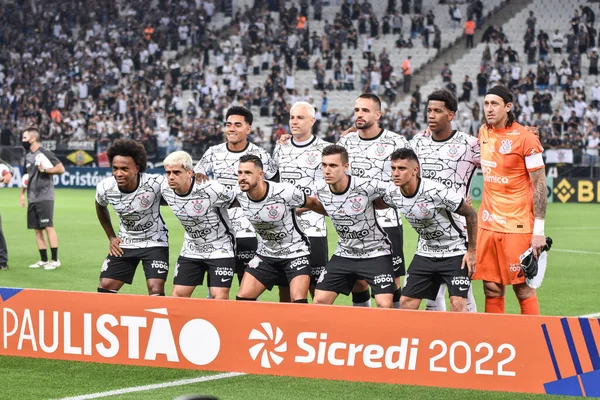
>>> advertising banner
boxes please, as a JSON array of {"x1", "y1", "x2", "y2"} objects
[
  {"x1": 1, "y1": 288, "x2": 598, "y2": 397},
  {"x1": 553, "y1": 178, "x2": 600, "y2": 203},
  {"x1": 546, "y1": 149, "x2": 574, "y2": 164}
]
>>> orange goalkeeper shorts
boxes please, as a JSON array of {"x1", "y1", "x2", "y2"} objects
[{"x1": 473, "y1": 229, "x2": 531, "y2": 285}]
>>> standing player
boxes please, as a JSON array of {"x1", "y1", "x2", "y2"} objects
[
  {"x1": 0, "y1": 158, "x2": 14, "y2": 271},
  {"x1": 411, "y1": 89, "x2": 479, "y2": 312},
  {"x1": 20, "y1": 127, "x2": 65, "y2": 270},
  {"x1": 234, "y1": 155, "x2": 324, "y2": 303},
  {"x1": 95, "y1": 139, "x2": 169, "y2": 296},
  {"x1": 272, "y1": 101, "x2": 330, "y2": 295},
  {"x1": 194, "y1": 106, "x2": 278, "y2": 289},
  {"x1": 475, "y1": 85, "x2": 548, "y2": 315},
  {"x1": 313, "y1": 145, "x2": 395, "y2": 309},
  {"x1": 337, "y1": 94, "x2": 411, "y2": 308},
  {"x1": 382, "y1": 148, "x2": 478, "y2": 312},
  {"x1": 161, "y1": 151, "x2": 236, "y2": 299}
]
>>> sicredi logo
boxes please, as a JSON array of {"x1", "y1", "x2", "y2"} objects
[
  {"x1": 2, "y1": 307, "x2": 220, "y2": 366},
  {"x1": 249, "y1": 325, "x2": 419, "y2": 370}
]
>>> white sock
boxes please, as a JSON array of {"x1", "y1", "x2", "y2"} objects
[
  {"x1": 353, "y1": 300, "x2": 371, "y2": 307},
  {"x1": 426, "y1": 284, "x2": 447, "y2": 311},
  {"x1": 467, "y1": 285, "x2": 477, "y2": 312},
  {"x1": 206, "y1": 290, "x2": 214, "y2": 299},
  {"x1": 393, "y1": 301, "x2": 400, "y2": 309}
]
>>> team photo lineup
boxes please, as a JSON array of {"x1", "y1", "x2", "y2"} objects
[{"x1": 5, "y1": 86, "x2": 550, "y2": 315}]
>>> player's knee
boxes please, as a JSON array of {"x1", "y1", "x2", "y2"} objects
[
  {"x1": 483, "y1": 282, "x2": 505, "y2": 298},
  {"x1": 513, "y1": 284, "x2": 535, "y2": 301},
  {"x1": 400, "y1": 296, "x2": 419, "y2": 309},
  {"x1": 449, "y1": 297, "x2": 467, "y2": 312},
  {"x1": 375, "y1": 296, "x2": 393, "y2": 308}
]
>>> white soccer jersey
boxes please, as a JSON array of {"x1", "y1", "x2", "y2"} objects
[
  {"x1": 95, "y1": 173, "x2": 168, "y2": 249},
  {"x1": 411, "y1": 130, "x2": 480, "y2": 228},
  {"x1": 161, "y1": 180, "x2": 236, "y2": 259},
  {"x1": 383, "y1": 178, "x2": 467, "y2": 258},
  {"x1": 316, "y1": 176, "x2": 391, "y2": 259},
  {"x1": 235, "y1": 182, "x2": 309, "y2": 259},
  {"x1": 194, "y1": 142, "x2": 278, "y2": 238},
  {"x1": 272, "y1": 136, "x2": 329, "y2": 237},
  {"x1": 337, "y1": 129, "x2": 411, "y2": 228}
]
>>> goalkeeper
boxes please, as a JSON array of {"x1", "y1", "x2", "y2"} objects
[
  {"x1": 20, "y1": 127, "x2": 65, "y2": 270},
  {"x1": 473, "y1": 86, "x2": 549, "y2": 315}
]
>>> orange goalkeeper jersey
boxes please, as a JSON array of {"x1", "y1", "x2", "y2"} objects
[{"x1": 478, "y1": 122, "x2": 544, "y2": 233}]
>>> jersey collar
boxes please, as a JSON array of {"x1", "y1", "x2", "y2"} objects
[
  {"x1": 358, "y1": 128, "x2": 384, "y2": 141},
  {"x1": 291, "y1": 135, "x2": 316, "y2": 148},
  {"x1": 118, "y1": 173, "x2": 141, "y2": 194},
  {"x1": 226, "y1": 141, "x2": 250, "y2": 153},
  {"x1": 249, "y1": 181, "x2": 270, "y2": 203},
  {"x1": 175, "y1": 178, "x2": 195, "y2": 197},
  {"x1": 331, "y1": 175, "x2": 351, "y2": 195},
  {"x1": 432, "y1": 130, "x2": 457, "y2": 143}
]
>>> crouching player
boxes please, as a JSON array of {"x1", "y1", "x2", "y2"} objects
[
  {"x1": 381, "y1": 148, "x2": 478, "y2": 311},
  {"x1": 161, "y1": 151, "x2": 237, "y2": 299}
]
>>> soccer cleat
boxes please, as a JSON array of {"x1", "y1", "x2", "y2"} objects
[
  {"x1": 29, "y1": 261, "x2": 48, "y2": 269},
  {"x1": 44, "y1": 260, "x2": 61, "y2": 270},
  {"x1": 520, "y1": 237, "x2": 552, "y2": 289}
]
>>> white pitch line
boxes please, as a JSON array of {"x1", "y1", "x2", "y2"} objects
[
  {"x1": 57, "y1": 372, "x2": 246, "y2": 400},
  {"x1": 579, "y1": 312, "x2": 600, "y2": 318},
  {"x1": 553, "y1": 249, "x2": 600, "y2": 255}
]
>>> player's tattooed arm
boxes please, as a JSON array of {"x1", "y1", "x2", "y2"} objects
[
  {"x1": 529, "y1": 168, "x2": 547, "y2": 220},
  {"x1": 95, "y1": 201, "x2": 123, "y2": 257},
  {"x1": 456, "y1": 200, "x2": 477, "y2": 277}
]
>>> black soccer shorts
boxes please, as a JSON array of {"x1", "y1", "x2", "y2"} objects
[
  {"x1": 403, "y1": 254, "x2": 470, "y2": 300},
  {"x1": 384, "y1": 225, "x2": 405, "y2": 277},
  {"x1": 173, "y1": 256, "x2": 235, "y2": 288},
  {"x1": 235, "y1": 236, "x2": 258, "y2": 275},
  {"x1": 100, "y1": 247, "x2": 169, "y2": 284},
  {"x1": 315, "y1": 254, "x2": 395, "y2": 296},
  {"x1": 27, "y1": 200, "x2": 54, "y2": 229},
  {"x1": 245, "y1": 254, "x2": 311, "y2": 290}
]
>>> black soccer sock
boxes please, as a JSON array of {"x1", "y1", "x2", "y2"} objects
[
  {"x1": 50, "y1": 247, "x2": 58, "y2": 261},
  {"x1": 39, "y1": 249, "x2": 48, "y2": 262},
  {"x1": 97, "y1": 287, "x2": 118, "y2": 293},
  {"x1": 293, "y1": 299, "x2": 308, "y2": 303},
  {"x1": 236, "y1": 296, "x2": 257, "y2": 301},
  {"x1": 393, "y1": 288, "x2": 402, "y2": 302},
  {"x1": 352, "y1": 289, "x2": 370, "y2": 304}
]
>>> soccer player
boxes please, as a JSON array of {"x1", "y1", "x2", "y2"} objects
[
  {"x1": 381, "y1": 148, "x2": 478, "y2": 312},
  {"x1": 0, "y1": 158, "x2": 14, "y2": 271},
  {"x1": 272, "y1": 101, "x2": 330, "y2": 295},
  {"x1": 337, "y1": 94, "x2": 411, "y2": 308},
  {"x1": 95, "y1": 139, "x2": 169, "y2": 296},
  {"x1": 20, "y1": 127, "x2": 65, "y2": 270},
  {"x1": 161, "y1": 151, "x2": 236, "y2": 299},
  {"x1": 194, "y1": 106, "x2": 278, "y2": 289},
  {"x1": 234, "y1": 155, "x2": 324, "y2": 303},
  {"x1": 313, "y1": 145, "x2": 395, "y2": 309},
  {"x1": 411, "y1": 89, "x2": 480, "y2": 312},
  {"x1": 475, "y1": 85, "x2": 548, "y2": 315}
]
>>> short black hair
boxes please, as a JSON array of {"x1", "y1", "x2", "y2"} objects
[
  {"x1": 239, "y1": 154, "x2": 263, "y2": 170},
  {"x1": 107, "y1": 139, "x2": 148, "y2": 172},
  {"x1": 427, "y1": 89, "x2": 458, "y2": 112},
  {"x1": 357, "y1": 93, "x2": 382, "y2": 111},
  {"x1": 23, "y1": 126, "x2": 40, "y2": 141},
  {"x1": 322, "y1": 144, "x2": 349, "y2": 164},
  {"x1": 226, "y1": 106, "x2": 253, "y2": 125},
  {"x1": 391, "y1": 148, "x2": 420, "y2": 165}
]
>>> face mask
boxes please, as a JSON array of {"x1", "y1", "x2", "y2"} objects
[{"x1": 22, "y1": 140, "x2": 31, "y2": 151}]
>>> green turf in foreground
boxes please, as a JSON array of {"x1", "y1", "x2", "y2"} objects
[{"x1": 0, "y1": 356, "x2": 582, "y2": 400}]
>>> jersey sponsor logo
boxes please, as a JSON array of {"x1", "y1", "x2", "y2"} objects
[
  {"x1": 337, "y1": 226, "x2": 369, "y2": 240},
  {"x1": 237, "y1": 251, "x2": 255, "y2": 260},
  {"x1": 392, "y1": 256, "x2": 403, "y2": 266},
  {"x1": 351, "y1": 162, "x2": 371, "y2": 177},
  {"x1": 256, "y1": 230, "x2": 287, "y2": 241},
  {"x1": 125, "y1": 220, "x2": 156, "y2": 232},
  {"x1": 481, "y1": 209, "x2": 507, "y2": 225},
  {"x1": 482, "y1": 166, "x2": 509, "y2": 184},
  {"x1": 499, "y1": 139, "x2": 513, "y2": 155},
  {"x1": 506, "y1": 130, "x2": 521, "y2": 136},
  {"x1": 215, "y1": 267, "x2": 234, "y2": 277},
  {"x1": 480, "y1": 160, "x2": 497, "y2": 168},
  {"x1": 311, "y1": 266, "x2": 325, "y2": 277},
  {"x1": 450, "y1": 277, "x2": 471, "y2": 286},
  {"x1": 374, "y1": 274, "x2": 394, "y2": 285},
  {"x1": 290, "y1": 257, "x2": 310, "y2": 270},
  {"x1": 151, "y1": 260, "x2": 168, "y2": 271},
  {"x1": 509, "y1": 263, "x2": 522, "y2": 273},
  {"x1": 188, "y1": 243, "x2": 216, "y2": 254},
  {"x1": 420, "y1": 231, "x2": 444, "y2": 240},
  {"x1": 185, "y1": 227, "x2": 212, "y2": 239},
  {"x1": 442, "y1": 198, "x2": 459, "y2": 211}
]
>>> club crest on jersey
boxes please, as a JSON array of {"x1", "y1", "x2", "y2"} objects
[
  {"x1": 266, "y1": 205, "x2": 280, "y2": 219},
  {"x1": 349, "y1": 197, "x2": 364, "y2": 212},
  {"x1": 499, "y1": 139, "x2": 512, "y2": 154},
  {"x1": 305, "y1": 151, "x2": 319, "y2": 166},
  {"x1": 191, "y1": 200, "x2": 204, "y2": 214},
  {"x1": 138, "y1": 195, "x2": 152, "y2": 208},
  {"x1": 375, "y1": 143, "x2": 388, "y2": 157},
  {"x1": 447, "y1": 144, "x2": 460, "y2": 158},
  {"x1": 417, "y1": 202, "x2": 430, "y2": 216}
]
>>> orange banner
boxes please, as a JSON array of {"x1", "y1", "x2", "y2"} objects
[{"x1": 1, "y1": 288, "x2": 599, "y2": 397}]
